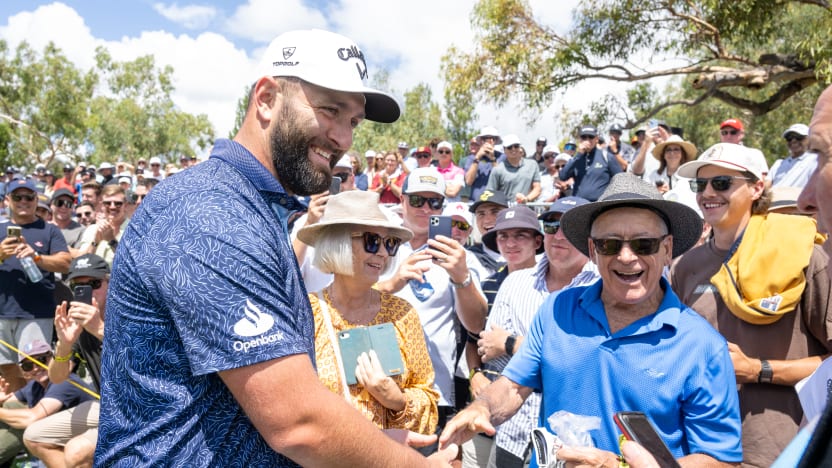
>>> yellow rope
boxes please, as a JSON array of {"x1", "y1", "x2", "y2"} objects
[{"x1": 0, "y1": 338, "x2": 100, "y2": 400}]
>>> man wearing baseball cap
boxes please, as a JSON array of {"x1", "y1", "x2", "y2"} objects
[
  {"x1": 1, "y1": 178, "x2": 71, "y2": 392},
  {"x1": 672, "y1": 143, "x2": 830, "y2": 467},
  {"x1": 96, "y1": 29, "x2": 455, "y2": 467},
  {"x1": 466, "y1": 190, "x2": 510, "y2": 275},
  {"x1": 719, "y1": 118, "x2": 745, "y2": 144},
  {"x1": 768, "y1": 123, "x2": 816, "y2": 188},
  {"x1": 558, "y1": 125, "x2": 623, "y2": 201}
]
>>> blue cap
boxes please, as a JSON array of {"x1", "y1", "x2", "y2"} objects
[
  {"x1": 5, "y1": 178, "x2": 38, "y2": 196},
  {"x1": 539, "y1": 196, "x2": 590, "y2": 221}
]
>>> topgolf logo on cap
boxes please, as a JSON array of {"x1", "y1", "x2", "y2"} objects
[
  {"x1": 337, "y1": 44, "x2": 368, "y2": 80},
  {"x1": 419, "y1": 175, "x2": 439, "y2": 185},
  {"x1": 282, "y1": 47, "x2": 296, "y2": 60}
]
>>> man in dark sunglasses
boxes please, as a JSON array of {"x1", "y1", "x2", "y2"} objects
[
  {"x1": 718, "y1": 118, "x2": 745, "y2": 145},
  {"x1": 79, "y1": 184, "x2": 127, "y2": 268},
  {"x1": 49, "y1": 189, "x2": 86, "y2": 256},
  {"x1": 768, "y1": 123, "x2": 815, "y2": 188},
  {"x1": 673, "y1": 142, "x2": 832, "y2": 467},
  {"x1": 485, "y1": 134, "x2": 541, "y2": 205},
  {"x1": 443, "y1": 173, "x2": 742, "y2": 467},
  {"x1": 378, "y1": 167, "x2": 486, "y2": 444},
  {"x1": 1, "y1": 178, "x2": 71, "y2": 392},
  {"x1": 0, "y1": 339, "x2": 95, "y2": 466},
  {"x1": 558, "y1": 125, "x2": 623, "y2": 202}
]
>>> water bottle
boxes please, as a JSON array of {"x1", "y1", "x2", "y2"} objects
[{"x1": 20, "y1": 256, "x2": 43, "y2": 283}]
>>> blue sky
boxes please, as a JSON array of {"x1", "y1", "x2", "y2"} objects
[{"x1": 0, "y1": 0, "x2": 586, "y2": 150}]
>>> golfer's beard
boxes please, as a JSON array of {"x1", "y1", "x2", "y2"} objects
[{"x1": 270, "y1": 106, "x2": 333, "y2": 196}]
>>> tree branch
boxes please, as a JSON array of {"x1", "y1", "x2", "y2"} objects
[{"x1": 711, "y1": 76, "x2": 819, "y2": 115}]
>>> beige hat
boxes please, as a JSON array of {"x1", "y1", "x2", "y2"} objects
[
  {"x1": 297, "y1": 191, "x2": 413, "y2": 246},
  {"x1": 651, "y1": 135, "x2": 697, "y2": 162}
]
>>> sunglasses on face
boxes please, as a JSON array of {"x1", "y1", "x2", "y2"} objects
[
  {"x1": 104, "y1": 200, "x2": 124, "y2": 208},
  {"x1": 451, "y1": 220, "x2": 470, "y2": 231},
  {"x1": 70, "y1": 279, "x2": 103, "y2": 290},
  {"x1": 53, "y1": 199, "x2": 74, "y2": 209},
  {"x1": 10, "y1": 193, "x2": 36, "y2": 202},
  {"x1": 592, "y1": 235, "x2": 668, "y2": 256},
  {"x1": 689, "y1": 175, "x2": 751, "y2": 193},
  {"x1": 352, "y1": 232, "x2": 402, "y2": 256},
  {"x1": 785, "y1": 135, "x2": 805, "y2": 143},
  {"x1": 19, "y1": 353, "x2": 51, "y2": 372},
  {"x1": 408, "y1": 195, "x2": 444, "y2": 210},
  {"x1": 333, "y1": 172, "x2": 351, "y2": 180},
  {"x1": 555, "y1": 164, "x2": 566, "y2": 170},
  {"x1": 415, "y1": 153, "x2": 432, "y2": 159},
  {"x1": 506, "y1": 144, "x2": 521, "y2": 150},
  {"x1": 542, "y1": 220, "x2": 561, "y2": 235},
  {"x1": 543, "y1": 155, "x2": 553, "y2": 160},
  {"x1": 437, "y1": 150, "x2": 452, "y2": 155},
  {"x1": 720, "y1": 129, "x2": 739, "y2": 136},
  {"x1": 579, "y1": 135, "x2": 595, "y2": 141},
  {"x1": 564, "y1": 145, "x2": 576, "y2": 151},
  {"x1": 77, "y1": 211, "x2": 94, "y2": 218},
  {"x1": 664, "y1": 147, "x2": 683, "y2": 153}
]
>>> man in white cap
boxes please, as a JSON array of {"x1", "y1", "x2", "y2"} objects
[
  {"x1": 768, "y1": 123, "x2": 816, "y2": 188},
  {"x1": 146, "y1": 157, "x2": 164, "y2": 181},
  {"x1": 464, "y1": 127, "x2": 505, "y2": 201},
  {"x1": 96, "y1": 29, "x2": 455, "y2": 467},
  {"x1": 485, "y1": 134, "x2": 541, "y2": 204},
  {"x1": 672, "y1": 143, "x2": 830, "y2": 467}
]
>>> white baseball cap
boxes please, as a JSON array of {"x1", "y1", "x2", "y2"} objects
[
  {"x1": 364, "y1": 150, "x2": 377, "y2": 159},
  {"x1": 334, "y1": 154, "x2": 352, "y2": 169},
  {"x1": 442, "y1": 202, "x2": 473, "y2": 225},
  {"x1": 678, "y1": 143, "x2": 768, "y2": 180},
  {"x1": 253, "y1": 29, "x2": 400, "y2": 123}
]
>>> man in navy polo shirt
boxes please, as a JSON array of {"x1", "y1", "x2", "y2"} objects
[
  {"x1": 440, "y1": 174, "x2": 742, "y2": 467},
  {"x1": 95, "y1": 29, "x2": 455, "y2": 467},
  {"x1": 558, "y1": 125, "x2": 623, "y2": 201}
]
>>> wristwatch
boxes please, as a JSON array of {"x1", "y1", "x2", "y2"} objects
[
  {"x1": 450, "y1": 272, "x2": 472, "y2": 289},
  {"x1": 758, "y1": 359, "x2": 773, "y2": 384},
  {"x1": 505, "y1": 335, "x2": 517, "y2": 357}
]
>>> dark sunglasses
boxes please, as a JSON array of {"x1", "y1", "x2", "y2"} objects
[
  {"x1": 579, "y1": 135, "x2": 595, "y2": 140},
  {"x1": 592, "y1": 235, "x2": 668, "y2": 256},
  {"x1": 555, "y1": 164, "x2": 566, "y2": 170},
  {"x1": 437, "y1": 150, "x2": 452, "y2": 155},
  {"x1": 505, "y1": 144, "x2": 521, "y2": 150},
  {"x1": 542, "y1": 221, "x2": 561, "y2": 235},
  {"x1": 53, "y1": 199, "x2": 74, "y2": 209},
  {"x1": 20, "y1": 353, "x2": 51, "y2": 372},
  {"x1": 135, "y1": 194, "x2": 146, "y2": 201},
  {"x1": 77, "y1": 211, "x2": 95, "y2": 218},
  {"x1": 408, "y1": 195, "x2": 443, "y2": 210},
  {"x1": 451, "y1": 220, "x2": 470, "y2": 231},
  {"x1": 785, "y1": 135, "x2": 805, "y2": 142},
  {"x1": 71, "y1": 279, "x2": 103, "y2": 290},
  {"x1": 415, "y1": 153, "x2": 431, "y2": 159},
  {"x1": 352, "y1": 232, "x2": 402, "y2": 256},
  {"x1": 10, "y1": 193, "x2": 36, "y2": 202},
  {"x1": 720, "y1": 129, "x2": 739, "y2": 136},
  {"x1": 332, "y1": 172, "x2": 351, "y2": 180},
  {"x1": 543, "y1": 155, "x2": 553, "y2": 160},
  {"x1": 104, "y1": 200, "x2": 124, "y2": 207},
  {"x1": 564, "y1": 145, "x2": 576, "y2": 150},
  {"x1": 689, "y1": 176, "x2": 751, "y2": 193}
]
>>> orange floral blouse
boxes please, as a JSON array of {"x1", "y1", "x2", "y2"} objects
[{"x1": 310, "y1": 290, "x2": 438, "y2": 434}]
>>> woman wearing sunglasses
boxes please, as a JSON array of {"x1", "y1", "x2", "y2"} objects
[
  {"x1": 297, "y1": 191, "x2": 438, "y2": 434},
  {"x1": 370, "y1": 151, "x2": 408, "y2": 205}
]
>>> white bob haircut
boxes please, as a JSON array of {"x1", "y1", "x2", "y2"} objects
[{"x1": 311, "y1": 224, "x2": 397, "y2": 277}]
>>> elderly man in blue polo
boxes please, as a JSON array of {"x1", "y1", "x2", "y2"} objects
[{"x1": 440, "y1": 173, "x2": 742, "y2": 467}]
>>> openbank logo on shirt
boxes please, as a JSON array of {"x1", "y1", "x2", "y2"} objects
[{"x1": 232, "y1": 299, "x2": 284, "y2": 352}]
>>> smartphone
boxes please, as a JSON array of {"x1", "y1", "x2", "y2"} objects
[
  {"x1": 6, "y1": 226, "x2": 21, "y2": 241},
  {"x1": 329, "y1": 176, "x2": 341, "y2": 195},
  {"x1": 648, "y1": 118, "x2": 659, "y2": 129},
  {"x1": 428, "y1": 215, "x2": 452, "y2": 240},
  {"x1": 337, "y1": 323, "x2": 404, "y2": 385},
  {"x1": 613, "y1": 412, "x2": 680, "y2": 468},
  {"x1": 73, "y1": 285, "x2": 93, "y2": 305}
]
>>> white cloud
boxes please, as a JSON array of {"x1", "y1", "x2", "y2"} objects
[
  {"x1": 153, "y1": 3, "x2": 217, "y2": 30},
  {"x1": 224, "y1": 0, "x2": 327, "y2": 42}
]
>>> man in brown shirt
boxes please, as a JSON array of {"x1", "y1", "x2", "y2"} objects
[{"x1": 671, "y1": 143, "x2": 832, "y2": 467}]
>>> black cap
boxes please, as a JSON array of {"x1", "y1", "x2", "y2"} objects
[
  {"x1": 63, "y1": 164, "x2": 73, "y2": 172},
  {"x1": 536, "y1": 136, "x2": 547, "y2": 144},
  {"x1": 609, "y1": 123, "x2": 624, "y2": 134},
  {"x1": 579, "y1": 126, "x2": 598, "y2": 138},
  {"x1": 67, "y1": 254, "x2": 110, "y2": 281},
  {"x1": 50, "y1": 188, "x2": 75, "y2": 204},
  {"x1": 469, "y1": 190, "x2": 509, "y2": 213}
]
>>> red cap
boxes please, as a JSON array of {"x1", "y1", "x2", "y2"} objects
[
  {"x1": 413, "y1": 146, "x2": 432, "y2": 155},
  {"x1": 720, "y1": 118, "x2": 744, "y2": 131}
]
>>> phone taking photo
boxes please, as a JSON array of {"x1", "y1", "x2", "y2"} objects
[
  {"x1": 613, "y1": 411, "x2": 680, "y2": 468},
  {"x1": 428, "y1": 215, "x2": 452, "y2": 241},
  {"x1": 329, "y1": 176, "x2": 341, "y2": 195},
  {"x1": 6, "y1": 226, "x2": 22, "y2": 241},
  {"x1": 73, "y1": 285, "x2": 93, "y2": 305}
]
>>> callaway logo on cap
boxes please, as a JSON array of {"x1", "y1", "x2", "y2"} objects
[{"x1": 253, "y1": 29, "x2": 401, "y2": 123}]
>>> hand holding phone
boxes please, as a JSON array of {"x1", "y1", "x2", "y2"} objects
[
  {"x1": 73, "y1": 285, "x2": 93, "y2": 305},
  {"x1": 428, "y1": 216, "x2": 452, "y2": 241},
  {"x1": 613, "y1": 412, "x2": 680, "y2": 468}
]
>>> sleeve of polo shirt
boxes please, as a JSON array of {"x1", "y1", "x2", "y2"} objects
[
  {"x1": 680, "y1": 339, "x2": 743, "y2": 461},
  {"x1": 559, "y1": 158, "x2": 576, "y2": 181},
  {"x1": 502, "y1": 293, "x2": 555, "y2": 392},
  {"x1": 140, "y1": 189, "x2": 313, "y2": 375}
]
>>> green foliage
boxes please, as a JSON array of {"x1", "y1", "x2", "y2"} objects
[{"x1": 0, "y1": 39, "x2": 214, "y2": 172}]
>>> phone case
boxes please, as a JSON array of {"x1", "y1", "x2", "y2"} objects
[
  {"x1": 613, "y1": 412, "x2": 680, "y2": 468},
  {"x1": 428, "y1": 215, "x2": 452, "y2": 240},
  {"x1": 6, "y1": 226, "x2": 21, "y2": 239},
  {"x1": 329, "y1": 176, "x2": 341, "y2": 195},
  {"x1": 338, "y1": 323, "x2": 404, "y2": 385},
  {"x1": 73, "y1": 285, "x2": 93, "y2": 305}
]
